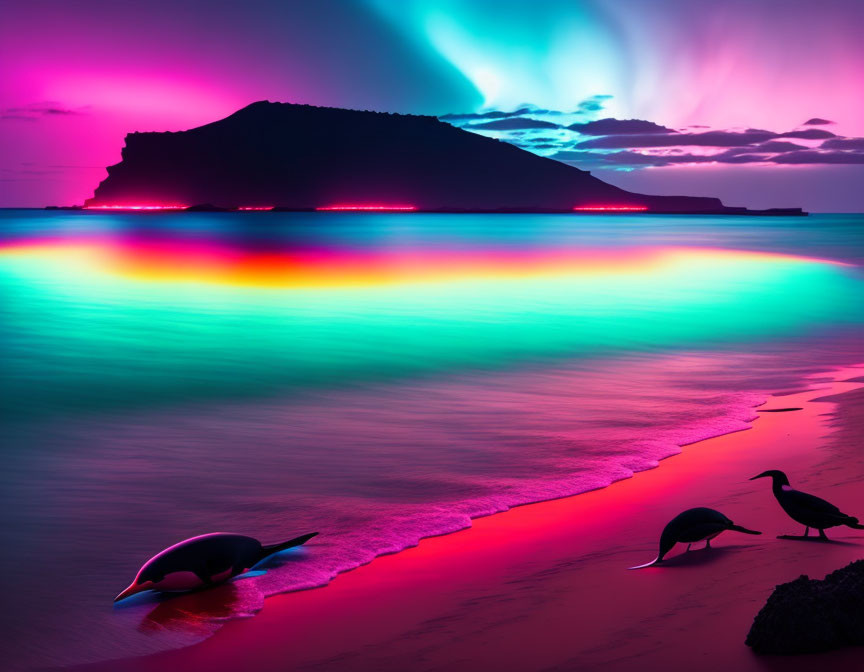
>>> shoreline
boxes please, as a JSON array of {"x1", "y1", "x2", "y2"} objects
[
  {"x1": 41, "y1": 206, "x2": 808, "y2": 216},
  {"x1": 76, "y1": 365, "x2": 864, "y2": 672}
]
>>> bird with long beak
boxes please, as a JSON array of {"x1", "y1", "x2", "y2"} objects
[
  {"x1": 750, "y1": 469, "x2": 864, "y2": 540},
  {"x1": 628, "y1": 507, "x2": 760, "y2": 569},
  {"x1": 114, "y1": 531, "x2": 318, "y2": 603}
]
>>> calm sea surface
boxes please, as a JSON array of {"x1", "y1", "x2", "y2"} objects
[{"x1": 1, "y1": 211, "x2": 863, "y2": 669}]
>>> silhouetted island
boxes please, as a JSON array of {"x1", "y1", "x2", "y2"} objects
[{"x1": 83, "y1": 101, "x2": 804, "y2": 215}]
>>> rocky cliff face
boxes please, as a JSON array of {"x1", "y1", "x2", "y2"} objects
[{"x1": 86, "y1": 101, "x2": 741, "y2": 212}]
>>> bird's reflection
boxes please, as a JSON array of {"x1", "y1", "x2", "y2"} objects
[
  {"x1": 139, "y1": 582, "x2": 244, "y2": 635},
  {"x1": 136, "y1": 548, "x2": 309, "y2": 635}
]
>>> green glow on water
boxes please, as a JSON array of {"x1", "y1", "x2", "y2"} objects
[{"x1": 2, "y1": 237, "x2": 861, "y2": 417}]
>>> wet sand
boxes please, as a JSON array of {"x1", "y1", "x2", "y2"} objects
[{"x1": 79, "y1": 366, "x2": 864, "y2": 671}]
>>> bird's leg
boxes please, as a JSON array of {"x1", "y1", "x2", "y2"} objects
[
  {"x1": 779, "y1": 527, "x2": 832, "y2": 541},
  {"x1": 705, "y1": 539, "x2": 712, "y2": 549},
  {"x1": 686, "y1": 544, "x2": 691, "y2": 552}
]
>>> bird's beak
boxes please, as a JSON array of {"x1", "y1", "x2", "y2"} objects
[
  {"x1": 114, "y1": 581, "x2": 151, "y2": 603},
  {"x1": 749, "y1": 472, "x2": 769, "y2": 480}
]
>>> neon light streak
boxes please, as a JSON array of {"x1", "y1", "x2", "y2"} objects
[
  {"x1": 237, "y1": 206, "x2": 274, "y2": 211},
  {"x1": 3, "y1": 237, "x2": 846, "y2": 292},
  {"x1": 84, "y1": 205, "x2": 188, "y2": 211},
  {"x1": 573, "y1": 206, "x2": 649, "y2": 212},
  {"x1": 316, "y1": 205, "x2": 418, "y2": 212}
]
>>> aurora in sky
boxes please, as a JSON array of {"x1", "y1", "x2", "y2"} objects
[{"x1": 1, "y1": 0, "x2": 864, "y2": 210}]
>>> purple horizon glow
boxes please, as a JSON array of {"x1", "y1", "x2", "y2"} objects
[{"x1": 2, "y1": 0, "x2": 864, "y2": 210}]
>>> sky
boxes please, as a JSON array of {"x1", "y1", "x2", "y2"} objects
[{"x1": 1, "y1": 0, "x2": 863, "y2": 210}]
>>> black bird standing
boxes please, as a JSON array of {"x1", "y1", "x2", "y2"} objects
[
  {"x1": 628, "y1": 507, "x2": 761, "y2": 569},
  {"x1": 750, "y1": 469, "x2": 864, "y2": 540}
]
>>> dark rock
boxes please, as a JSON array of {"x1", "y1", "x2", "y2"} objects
[{"x1": 746, "y1": 559, "x2": 864, "y2": 654}]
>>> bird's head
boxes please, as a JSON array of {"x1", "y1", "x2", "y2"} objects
[
  {"x1": 114, "y1": 561, "x2": 162, "y2": 602},
  {"x1": 114, "y1": 577, "x2": 155, "y2": 603},
  {"x1": 749, "y1": 469, "x2": 790, "y2": 486}
]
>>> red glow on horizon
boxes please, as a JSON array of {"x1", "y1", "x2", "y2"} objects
[
  {"x1": 237, "y1": 206, "x2": 275, "y2": 211},
  {"x1": 573, "y1": 206, "x2": 649, "y2": 212},
  {"x1": 316, "y1": 205, "x2": 418, "y2": 212},
  {"x1": 84, "y1": 205, "x2": 188, "y2": 211}
]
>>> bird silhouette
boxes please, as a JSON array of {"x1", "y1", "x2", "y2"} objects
[
  {"x1": 115, "y1": 531, "x2": 318, "y2": 602},
  {"x1": 750, "y1": 469, "x2": 863, "y2": 540},
  {"x1": 628, "y1": 507, "x2": 760, "y2": 569}
]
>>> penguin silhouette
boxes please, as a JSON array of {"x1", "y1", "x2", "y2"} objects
[
  {"x1": 750, "y1": 469, "x2": 864, "y2": 539},
  {"x1": 629, "y1": 507, "x2": 760, "y2": 569},
  {"x1": 115, "y1": 531, "x2": 318, "y2": 602}
]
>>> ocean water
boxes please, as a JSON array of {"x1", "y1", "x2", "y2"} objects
[{"x1": 1, "y1": 211, "x2": 863, "y2": 670}]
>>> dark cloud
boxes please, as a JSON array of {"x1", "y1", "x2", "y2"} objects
[
  {"x1": 442, "y1": 107, "x2": 864, "y2": 171},
  {"x1": 772, "y1": 150, "x2": 864, "y2": 164},
  {"x1": 551, "y1": 150, "x2": 616, "y2": 163},
  {"x1": 440, "y1": 107, "x2": 530, "y2": 122},
  {"x1": 751, "y1": 140, "x2": 808, "y2": 153},
  {"x1": 469, "y1": 118, "x2": 561, "y2": 131},
  {"x1": 803, "y1": 118, "x2": 834, "y2": 126},
  {"x1": 441, "y1": 97, "x2": 614, "y2": 129},
  {"x1": 563, "y1": 150, "x2": 716, "y2": 167},
  {"x1": 575, "y1": 129, "x2": 778, "y2": 149},
  {"x1": 0, "y1": 101, "x2": 83, "y2": 121},
  {"x1": 551, "y1": 146, "x2": 864, "y2": 168},
  {"x1": 718, "y1": 153, "x2": 771, "y2": 164},
  {"x1": 821, "y1": 137, "x2": 864, "y2": 150},
  {"x1": 574, "y1": 94, "x2": 612, "y2": 114},
  {"x1": 440, "y1": 106, "x2": 558, "y2": 122},
  {"x1": 657, "y1": 148, "x2": 771, "y2": 164},
  {"x1": 779, "y1": 128, "x2": 836, "y2": 140},
  {"x1": 551, "y1": 149, "x2": 713, "y2": 167},
  {"x1": 575, "y1": 101, "x2": 603, "y2": 112},
  {"x1": 568, "y1": 118, "x2": 674, "y2": 135}
]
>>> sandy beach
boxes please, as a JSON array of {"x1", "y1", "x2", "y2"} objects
[{"x1": 74, "y1": 365, "x2": 864, "y2": 672}]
